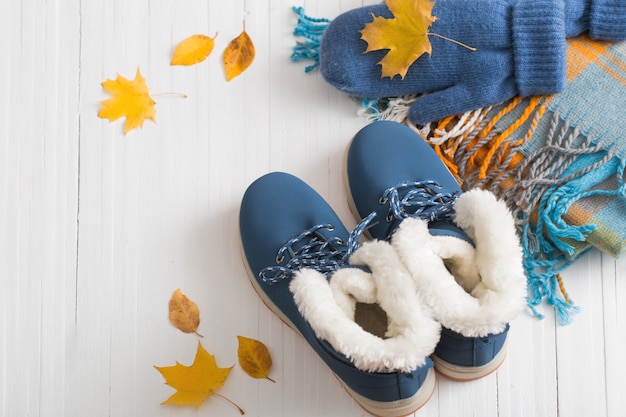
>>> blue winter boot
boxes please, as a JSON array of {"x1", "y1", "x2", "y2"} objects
[
  {"x1": 345, "y1": 121, "x2": 527, "y2": 380},
  {"x1": 240, "y1": 171, "x2": 441, "y2": 415}
]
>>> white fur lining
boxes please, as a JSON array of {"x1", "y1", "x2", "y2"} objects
[
  {"x1": 289, "y1": 240, "x2": 441, "y2": 373},
  {"x1": 392, "y1": 188, "x2": 527, "y2": 338}
]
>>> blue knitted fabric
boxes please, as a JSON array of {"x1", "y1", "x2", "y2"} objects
[
  {"x1": 565, "y1": 0, "x2": 626, "y2": 39},
  {"x1": 318, "y1": 0, "x2": 567, "y2": 125}
]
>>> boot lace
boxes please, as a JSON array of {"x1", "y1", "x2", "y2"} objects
[
  {"x1": 380, "y1": 180, "x2": 459, "y2": 227},
  {"x1": 260, "y1": 212, "x2": 376, "y2": 284}
]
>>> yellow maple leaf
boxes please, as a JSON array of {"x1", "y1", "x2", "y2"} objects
[
  {"x1": 171, "y1": 34, "x2": 216, "y2": 66},
  {"x1": 154, "y1": 341, "x2": 235, "y2": 410},
  {"x1": 360, "y1": 0, "x2": 437, "y2": 79},
  {"x1": 223, "y1": 24, "x2": 255, "y2": 82},
  {"x1": 168, "y1": 289, "x2": 202, "y2": 337},
  {"x1": 98, "y1": 68, "x2": 156, "y2": 135},
  {"x1": 237, "y1": 336, "x2": 274, "y2": 382}
]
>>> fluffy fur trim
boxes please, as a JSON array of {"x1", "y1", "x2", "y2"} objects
[
  {"x1": 289, "y1": 239, "x2": 441, "y2": 373},
  {"x1": 392, "y1": 188, "x2": 527, "y2": 338}
]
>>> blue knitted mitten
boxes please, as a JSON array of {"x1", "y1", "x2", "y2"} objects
[
  {"x1": 319, "y1": 0, "x2": 567, "y2": 125},
  {"x1": 565, "y1": 0, "x2": 626, "y2": 39}
]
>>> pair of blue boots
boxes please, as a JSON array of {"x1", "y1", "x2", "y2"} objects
[{"x1": 240, "y1": 121, "x2": 527, "y2": 417}]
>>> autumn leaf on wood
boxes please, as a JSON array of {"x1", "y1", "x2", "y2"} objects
[
  {"x1": 171, "y1": 34, "x2": 217, "y2": 66},
  {"x1": 223, "y1": 24, "x2": 255, "y2": 81},
  {"x1": 237, "y1": 336, "x2": 274, "y2": 382},
  {"x1": 98, "y1": 68, "x2": 156, "y2": 135},
  {"x1": 155, "y1": 341, "x2": 243, "y2": 413},
  {"x1": 168, "y1": 289, "x2": 202, "y2": 337}
]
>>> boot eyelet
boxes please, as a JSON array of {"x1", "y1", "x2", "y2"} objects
[
  {"x1": 385, "y1": 214, "x2": 393, "y2": 223},
  {"x1": 326, "y1": 224, "x2": 335, "y2": 231},
  {"x1": 276, "y1": 255, "x2": 285, "y2": 264},
  {"x1": 379, "y1": 197, "x2": 388, "y2": 204}
]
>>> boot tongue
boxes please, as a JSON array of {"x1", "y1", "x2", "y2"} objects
[{"x1": 428, "y1": 220, "x2": 474, "y2": 246}]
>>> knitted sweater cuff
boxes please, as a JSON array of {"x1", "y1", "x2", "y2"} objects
[
  {"x1": 511, "y1": 0, "x2": 567, "y2": 96},
  {"x1": 589, "y1": 0, "x2": 626, "y2": 41}
]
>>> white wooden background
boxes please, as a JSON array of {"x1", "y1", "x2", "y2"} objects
[{"x1": 2, "y1": 1, "x2": 625, "y2": 416}]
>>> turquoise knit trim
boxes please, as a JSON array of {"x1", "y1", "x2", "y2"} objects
[{"x1": 290, "y1": 6, "x2": 330, "y2": 72}]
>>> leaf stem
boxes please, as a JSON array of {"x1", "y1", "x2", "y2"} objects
[
  {"x1": 428, "y1": 33, "x2": 476, "y2": 51},
  {"x1": 266, "y1": 376, "x2": 276, "y2": 383},
  {"x1": 152, "y1": 92, "x2": 188, "y2": 98},
  {"x1": 215, "y1": 393, "x2": 245, "y2": 415},
  {"x1": 194, "y1": 331, "x2": 204, "y2": 338}
]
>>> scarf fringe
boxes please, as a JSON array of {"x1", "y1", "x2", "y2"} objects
[{"x1": 290, "y1": 6, "x2": 330, "y2": 72}]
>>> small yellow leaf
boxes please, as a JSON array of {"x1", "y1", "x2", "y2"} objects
[
  {"x1": 154, "y1": 341, "x2": 235, "y2": 410},
  {"x1": 223, "y1": 25, "x2": 255, "y2": 81},
  {"x1": 171, "y1": 34, "x2": 216, "y2": 66},
  {"x1": 168, "y1": 289, "x2": 202, "y2": 336},
  {"x1": 360, "y1": 0, "x2": 437, "y2": 79},
  {"x1": 237, "y1": 336, "x2": 274, "y2": 382},
  {"x1": 98, "y1": 68, "x2": 156, "y2": 135}
]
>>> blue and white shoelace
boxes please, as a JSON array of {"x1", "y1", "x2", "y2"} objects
[
  {"x1": 380, "y1": 180, "x2": 459, "y2": 227},
  {"x1": 259, "y1": 212, "x2": 376, "y2": 284}
]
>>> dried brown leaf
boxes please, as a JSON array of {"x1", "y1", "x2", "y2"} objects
[
  {"x1": 168, "y1": 289, "x2": 202, "y2": 336},
  {"x1": 223, "y1": 24, "x2": 255, "y2": 81},
  {"x1": 237, "y1": 336, "x2": 274, "y2": 382}
]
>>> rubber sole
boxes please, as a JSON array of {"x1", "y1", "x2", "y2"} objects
[
  {"x1": 432, "y1": 339, "x2": 508, "y2": 381},
  {"x1": 344, "y1": 368, "x2": 436, "y2": 417}
]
